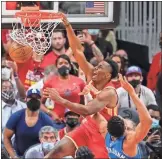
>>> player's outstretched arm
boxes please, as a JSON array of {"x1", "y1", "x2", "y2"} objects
[
  {"x1": 43, "y1": 87, "x2": 117, "y2": 116},
  {"x1": 119, "y1": 74, "x2": 152, "y2": 144},
  {"x1": 59, "y1": 12, "x2": 94, "y2": 80}
]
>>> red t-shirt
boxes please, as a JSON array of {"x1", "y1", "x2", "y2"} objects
[
  {"x1": 43, "y1": 75, "x2": 85, "y2": 118},
  {"x1": 17, "y1": 51, "x2": 58, "y2": 90}
]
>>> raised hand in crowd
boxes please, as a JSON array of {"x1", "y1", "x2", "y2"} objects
[
  {"x1": 6, "y1": 60, "x2": 18, "y2": 74},
  {"x1": 76, "y1": 30, "x2": 92, "y2": 45},
  {"x1": 3, "y1": 60, "x2": 26, "y2": 100},
  {"x1": 78, "y1": 83, "x2": 92, "y2": 95}
]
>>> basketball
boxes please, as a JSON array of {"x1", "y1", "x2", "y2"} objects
[{"x1": 9, "y1": 41, "x2": 33, "y2": 63}]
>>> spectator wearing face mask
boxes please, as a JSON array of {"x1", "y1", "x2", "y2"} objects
[
  {"x1": 117, "y1": 66, "x2": 157, "y2": 109},
  {"x1": 42, "y1": 54, "x2": 85, "y2": 130},
  {"x1": 146, "y1": 105, "x2": 161, "y2": 145},
  {"x1": 2, "y1": 60, "x2": 26, "y2": 100},
  {"x1": 1, "y1": 80, "x2": 26, "y2": 146},
  {"x1": 24, "y1": 126, "x2": 58, "y2": 158},
  {"x1": 145, "y1": 105, "x2": 162, "y2": 159},
  {"x1": 58, "y1": 111, "x2": 80, "y2": 140},
  {"x1": 28, "y1": 65, "x2": 58, "y2": 113},
  {"x1": 3, "y1": 89, "x2": 54, "y2": 158}
]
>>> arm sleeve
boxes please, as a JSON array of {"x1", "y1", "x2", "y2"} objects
[{"x1": 6, "y1": 111, "x2": 22, "y2": 131}]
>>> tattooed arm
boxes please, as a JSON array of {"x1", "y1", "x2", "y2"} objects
[
  {"x1": 80, "y1": 30, "x2": 103, "y2": 62},
  {"x1": 90, "y1": 42, "x2": 104, "y2": 62}
]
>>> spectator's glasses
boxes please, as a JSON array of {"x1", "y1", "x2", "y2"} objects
[{"x1": 43, "y1": 136, "x2": 56, "y2": 141}]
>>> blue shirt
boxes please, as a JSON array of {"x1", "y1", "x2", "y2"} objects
[
  {"x1": 6, "y1": 109, "x2": 54, "y2": 156},
  {"x1": 105, "y1": 133, "x2": 141, "y2": 159}
]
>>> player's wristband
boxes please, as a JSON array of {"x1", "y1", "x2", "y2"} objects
[
  {"x1": 65, "y1": 23, "x2": 71, "y2": 28},
  {"x1": 89, "y1": 41, "x2": 95, "y2": 46}
]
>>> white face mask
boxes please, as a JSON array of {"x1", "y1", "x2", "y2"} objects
[
  {"x1": 2, "y1": 67, "x2": 12, "y2": 80},
  {"x1": 42, "y1": 142, "x2": 55, "y2": 153},
  {"x1": 88, "y1": 29, "x2": 100, "y2": 35}
]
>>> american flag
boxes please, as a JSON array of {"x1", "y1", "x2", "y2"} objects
[{"x1": 85, "y1": 2, "x2": 105, "y2": 14}]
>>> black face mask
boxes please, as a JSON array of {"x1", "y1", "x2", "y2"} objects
[
  {"x1": 58, "y1": 66, "x2": 70, "y2": 77},
  {"x1": 27, "y1": 98, "x2": 40, "y2": 112},
  {"x1": 129, "y1": 79, "x2": 141, "y2": 88},
  {"x1": 66, "y1": 118, "x2": 79, "y2": 128}
]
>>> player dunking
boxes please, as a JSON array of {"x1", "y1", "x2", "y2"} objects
[{"x1": 43, "y1": 13, "x2": 119, "y2": 158}]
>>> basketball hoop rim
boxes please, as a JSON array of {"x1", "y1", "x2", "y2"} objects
[
  {"x1": 15, "y1": 6, "x2": 62, "y2": 22},
  {"x1": 10, "y1": 6, "x2": 62, "y2": 55},
  {"x1": 15, "y1": 11, "x2": 62, "y2": 20}
]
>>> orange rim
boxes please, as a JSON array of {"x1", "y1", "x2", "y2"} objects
[
  {"x1": 15, "y1": 11, "x2": 61, "y2": 20},
  {"x1": 16, "y1": 6, "x2": 61, "y2": 19},
  {"x1": 14, "y1": 6, "x2": 61, "y2": 27}
]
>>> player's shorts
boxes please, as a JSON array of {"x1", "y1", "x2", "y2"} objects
[{"x1": 65, "y1": 116, "x2": 108, "y2": 158}]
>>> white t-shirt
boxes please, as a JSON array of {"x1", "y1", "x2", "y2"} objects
[{"x1": 117, "y1": 85, "x2": 157, "y2": 109}]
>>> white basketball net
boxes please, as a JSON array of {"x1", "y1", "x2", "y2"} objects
[{"x1": 10, "y1": 17, "x2": 61, "y2": 55}]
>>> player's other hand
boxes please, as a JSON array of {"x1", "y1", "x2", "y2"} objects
[{"x1": 79, "y1": 85, "x2": 91, "y2": 96}]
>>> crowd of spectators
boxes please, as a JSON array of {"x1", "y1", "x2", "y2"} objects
[{"x1": 1, "y1": 22, "x2": 162, "y2": 159}]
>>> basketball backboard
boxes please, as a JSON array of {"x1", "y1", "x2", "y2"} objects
[{"x1": 1, "y1": 1, "x2": 120, "y2": 29}]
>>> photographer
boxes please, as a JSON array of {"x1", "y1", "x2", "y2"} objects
[{"x1": 145, "y1": 104, "x2": 162, "y2": 159}]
